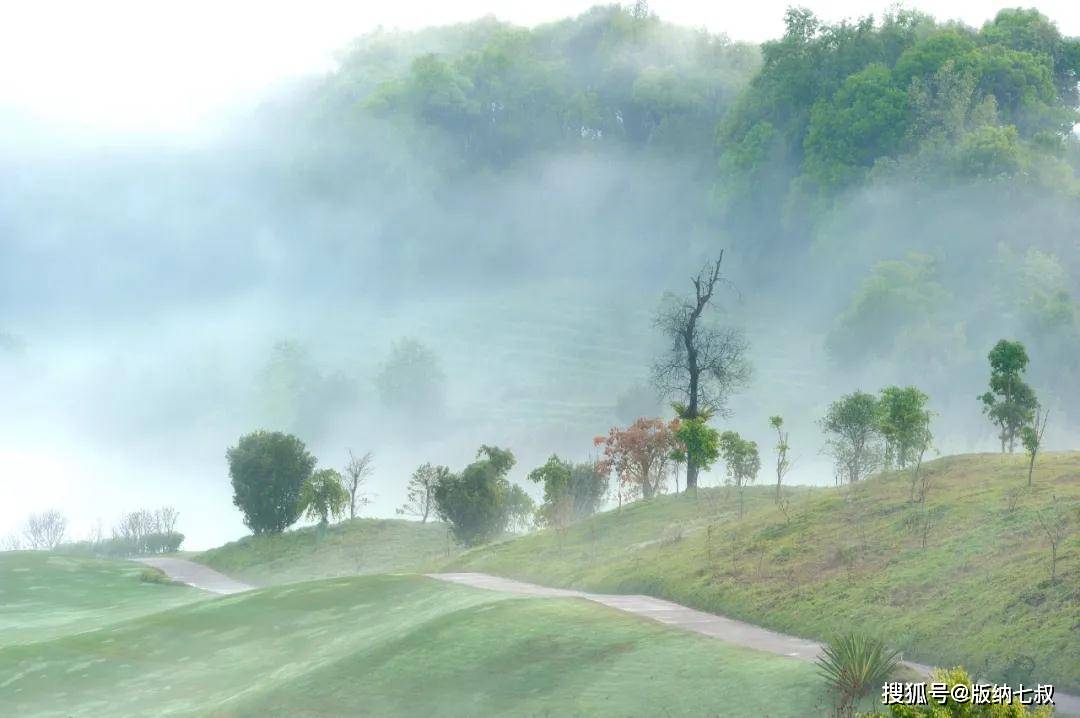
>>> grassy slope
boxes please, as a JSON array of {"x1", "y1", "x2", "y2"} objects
[
  {"x1": 195, "y1": 517, "x2": 454, "y2": 585},
  {"x1": 0, "y1": 552, "x2": 206, "y2": 646},
  {"x1": 1, "y1": 573, "x2": 828, "y2": 718},
  {"x1": 444, "y1": 453, "x2": 1080, "y2": 692}
]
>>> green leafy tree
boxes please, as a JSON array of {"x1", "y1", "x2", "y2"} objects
[
  {"x1": 397, "y1": 462, "x2": 448, "y2": 523},
  {"x1": 718, "y1": 431, "x2": 760, "y2": 518},
  {"x1": 432, "y1": 446, "x2": 521, "y2": 546},
  {"x1": 1020, "y1": 409, "x2": 1049, "y2": 487},
  {"x1": 527, "y1": 455, "x2": 608, "y2": 529},
  {"x1": 876, "y1": 386, "x2": 933, "y2": 472},
  {"x1": 375, "y1": 338, "x2": 447, "y2": 422},
  {"x1": 300, "y1": 469, "x2": 350, "y2": 526},
  {"x1": 227, "y1": 431, "x2": 316, "y2": 534},
  {"x1": 769, "y1": 415, "x2": 792, "y2": 502},
  {"x1": 673, "y1": 417, "x2": 721, "y2": 485},
  {"x1": 821, "y1": 391, "x2": 882, "y2": 485},
  {"x1": 803, "y1": 63, "x2": 911, "y2": 190},
  {"x1": 978, "y1": 339, "x2": 1039, "y2": 453}
]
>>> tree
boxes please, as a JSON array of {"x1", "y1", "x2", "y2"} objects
[
  {"x1": 375, "y1": 338, "x2": 447, "y2": 421},
  {"x1": 1020, "y1": 408, "x2": 1049, "y2": 487},
  {"x1": 432, "y1": 445, "x2": 519, "y2": 546},
  {"x1": 156, "y1": 506, "x2": 179, "y2": 534},
  {"x1": 877, "y1": 386, "x2": 933, "y2": 471},
  {"x1": 652, "y1": 254, "x2": 751, "y2": 492},
  {"x1": 769, "y1": 415, "x2": 792, "y2": 501},
  {"x1": 821, "y1": 391, "x2": 883, "y2": 485},
  {"x1": 718, "y1": 431, "x2": 760, "y2": 518},
  {"x1": 505, "y1": 485, "x2": 536, "y2": 534},
  {"x1": 397, "y1": 462, "x2": 448, "y2": 523},
  {"x1": 343, "y1": 449, "x2": 374, "y2": 520},
  {"x1": 527, "y1": 455, "x2": 608, "y2": 530},
  {"x1": 1034, "y1": 494, "x2": 1070, "y2": 584},
  {"x1": 22, "y1": 510, "x2": 67, "y2": 549},
  {"x1": 594, "y1": 418, "x2": 679, "y2": 500},
  {"x1": 978, "y1": 339, "x2": 1039, "y2": 453},
  {"x1": 226, "y1": 431, "x2": 316, "y2": 534},
  {"x1": 300, "y1": 469, "x2": 350, "y2": 526},
  {"x1": 673, "y1": 417, "x2": 721, "y2": 494}
]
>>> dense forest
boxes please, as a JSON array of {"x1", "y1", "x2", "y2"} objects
[
  {"x1": 2, "y1": 3, "x2": 1079, "y2": 544},
  {"x1": 272, "y1": 2, "x2": 1080, "y2": 425}
]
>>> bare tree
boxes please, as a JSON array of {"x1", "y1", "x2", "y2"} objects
[
  {"x1": 23, "y1": 510, "x2": 67, "y2": 549},
  {"x1": 343, "y1": 449, "x2": 374, "y2": 520},
  {"x1": 653, "y1": 254, "x2": 751, "y2": 492},
  {"x1": 1, "y1": 534, "x2": 22, "y2": 551},
  {"x1": 156, "y1": 507, "x2": 180, "y2": 534},
  {"x1": 1034, "y1": 495, "x2": 1071, "y2": 584}
]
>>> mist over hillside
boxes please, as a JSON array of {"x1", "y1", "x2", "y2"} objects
[{"x1": 2, "y1": 4, "x2": 1078, "y2": 548}]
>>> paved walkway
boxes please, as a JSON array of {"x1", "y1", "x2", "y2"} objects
[
  {"x1": 136, "y1": 557, "x2": 254, "y2": 595},
  {"x1": 429, "y1": 572, "x2": 1079, "y2": 716}
]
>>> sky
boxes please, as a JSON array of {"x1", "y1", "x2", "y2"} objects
[{"x1": 2, "y1": 1, "x2": 1080, "y2": 134}]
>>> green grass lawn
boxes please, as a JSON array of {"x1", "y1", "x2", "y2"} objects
[
  {"x1": 0, "y1": 552, "x2": 206, "y2": 646},
  {"x1": 442, "y1": 452, "x2": 1080, "y2": 693},
  {"x1": 1, "y1": 573, "x2": 829, "y2": 718},
  {"x1": 195, "y1": 517, "x2": 455, "y2": 585}
]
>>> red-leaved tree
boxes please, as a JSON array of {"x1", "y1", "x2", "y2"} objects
[{"x1": 594, "y1": 418, "x2": 680, "y2": 501}]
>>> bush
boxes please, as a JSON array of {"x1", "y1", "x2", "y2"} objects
[
  {"x1": 55, "y1": 532, "x2": 184, "y2": 558},
  {"x1": 138, "y1": 567, "x2": 173, "y2": 584},
  {"x1": 860, "y1": 666, "x2": 1052, "y2": 716}
]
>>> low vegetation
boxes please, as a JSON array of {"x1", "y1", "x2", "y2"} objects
[
  {"x1": 195, "y1": 517, "x2": 455, "y2": 585},
  {"x1": 0, "y1": 552, "x2": 205, "y2": 646},
  {"x1": 1, "y1": 573, "x2": 829, "y2": 718},
  {"x1": 442, "y1": 453, "x2": 1080, "y2": 692}
]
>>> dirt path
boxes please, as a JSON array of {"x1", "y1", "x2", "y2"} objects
[
  {"x1": 429, "y1": 572, "x2": 1079, "y2": 716},
  {"x1": 136, "y1": 557, "x2": 254, "y2": 595}
]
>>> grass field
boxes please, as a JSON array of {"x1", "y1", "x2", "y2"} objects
[
  {"x1": 1, "y1": 568, "x2": 830, "y2": 717},
  {"x1": 195, "y1": 517, "x2": 455, "y2": 585},
  {"x1": 443, "y1": 452, "x2": 1080, "y2": 692},
  {"x1": 0, "y1": 552, "x2": 206, "y2": 646}
]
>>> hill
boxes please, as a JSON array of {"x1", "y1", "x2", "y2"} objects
[
  {"x1": 443, "y1": 452, "x2": 1080, "y2": 692},
  {"x1": 0, "y1": 552, "x2": 206, "y2": 646},
  {"x1": 194, "y1": 517, "x2": 454, "y2": 585},
  {"x1": 1, "y1": 573, "x2": 829, "y2": 717}
]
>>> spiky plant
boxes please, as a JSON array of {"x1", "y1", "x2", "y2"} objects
[{"x1": 815, "y1": 633, "x2": 901, "y2": 715}]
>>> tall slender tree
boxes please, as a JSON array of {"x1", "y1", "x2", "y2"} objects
[
  {"x1": 978, "y1": 339, "x2": 1038, "y2": 453},
  {"x1": 653, "y1": 254, "x2": 751, "y2": 492}
]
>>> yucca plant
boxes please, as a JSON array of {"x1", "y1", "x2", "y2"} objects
[{"x1": 816, "y1": 633, "x2": 901, "y2": 716}]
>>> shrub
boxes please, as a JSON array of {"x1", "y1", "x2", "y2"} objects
[
  {"x1": 817, "y1": 633, "x2": 900, "y2": 715},
  {"x1": 861, "y1": 666, "x2": 1052, "y2": 716}
]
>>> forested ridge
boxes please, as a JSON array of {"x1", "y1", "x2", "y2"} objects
[{"x1": 269, "y1": 4, "x2": 1080, "y2": 422}]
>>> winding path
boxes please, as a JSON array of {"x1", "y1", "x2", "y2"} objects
[
  {"x1": 136, "y1": 556, "x2": 253, "y2": 595},
  {"x1": 429, "y1": 572, "x2": 1079, "y2": 717},
  {"x1": 137, "y1": 559, "x2": 1078, "y2": 715}
]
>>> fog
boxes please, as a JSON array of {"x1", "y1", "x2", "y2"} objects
[{"x1": 3, "y1": 4, "x2": 1079, "y2": 549}]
